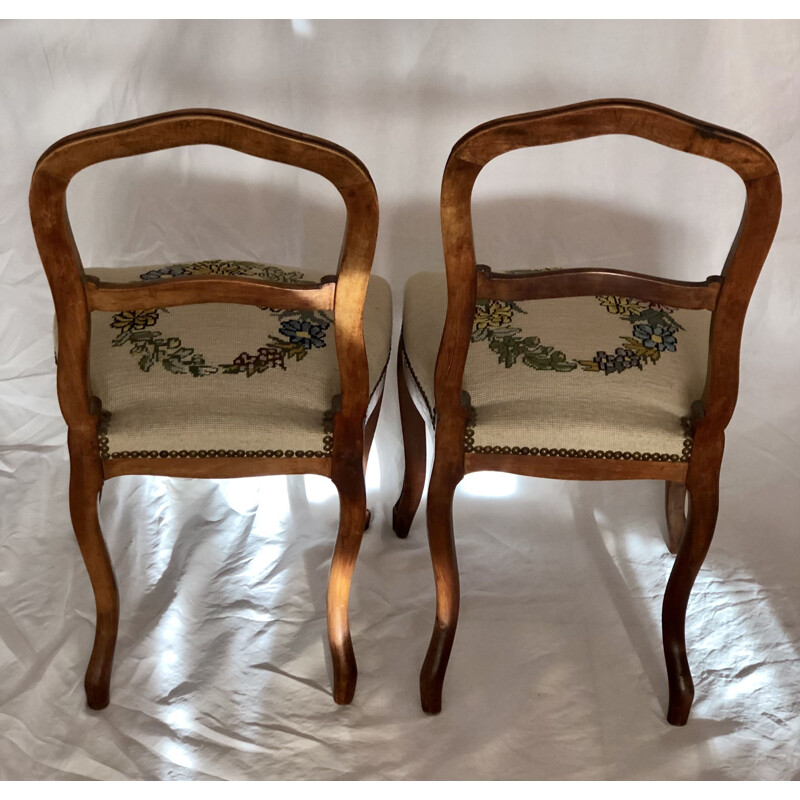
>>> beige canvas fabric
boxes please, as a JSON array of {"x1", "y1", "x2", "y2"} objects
[
  {"x1": 83, "y1": 261, "x2": 392, "y2": 459},
  {"x1": 402, "y1": 272, "x2": 711, "y2": 460}
]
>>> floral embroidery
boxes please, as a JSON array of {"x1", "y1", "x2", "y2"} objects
[
  {"x1": 471, "y1": 299, "x2": 578, "y2": 372},
  {"x1": 632, "y1": 323, "x2": 677, "y2": 351},
  {"x1": 579, "y1": 295, "x2": 683, "y2": 373},
  {"x1": 279, "y1": 318, "x2": 329, "y2": 349},
  {"x1": 472, "y1": 292, "x2": 685, "y2": 376},
  {"x1": 221, "y1": 346, "x2": 287, "y2": 377},
  {"x1": 589, "y1": 347, "x2": 642, "y2": 375},
  {"x1": 597, "y1": 295, "x2": 644, "y2": 316},
  {"x1": 110, "y1": 309, "x2": 159, "y2": 333},
  {"x1": 109, "y1": 260, "x2": 330, "y2": 378},
  {"x1": 220, "y1": 310, "x2": 334, "y2": 376},
  {"x1": 473, "y1": 300, "x2": 514, "y2": 333}
]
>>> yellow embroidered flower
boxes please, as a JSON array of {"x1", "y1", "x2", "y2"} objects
[
  {"x1": 182, "y1": 260, "x2": 249, "y2": 276},
  {"x1": 597, "y1": 295, "x2": 646, "y2": 316},
  {"x1": 111, "y1": 309, "x2": 159, "y2": 332},
  {"x1": 474, "y1": 300, "x2": 514, "y2": 331}
]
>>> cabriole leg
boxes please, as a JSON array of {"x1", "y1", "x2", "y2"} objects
[
  {"x1": 419, "y1": 458, "x2": 461, "y2": 714},
  {"x1": 662, "y1": 435, "x2": 723, "y2": 725},
  {"x1": 392, "y1": 342, "x2": 427, "y2": 539},
  {"x1": 664, "y1": 481, "x2": 688, "y2": 554},
  {"x1": 328, "y1": 476, "x2": 367, "y2": 704},
  {"x1": 68, "y1": 432, "x2": 119, "y2": 710}
]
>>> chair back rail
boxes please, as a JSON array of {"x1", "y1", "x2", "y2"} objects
[
  {"x1": 475, "y1": 264, "x2": 722, "y2": 310},
  {"x1": 30, "y1": 109, "x2": 378, "y2": 430},
  {"x1": 435, "y1": 99, "x2": 781, "y2": 439}
]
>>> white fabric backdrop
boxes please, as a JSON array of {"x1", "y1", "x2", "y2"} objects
[{"x1": 1, "y1": 19, "x2": 798, "y2": 779}]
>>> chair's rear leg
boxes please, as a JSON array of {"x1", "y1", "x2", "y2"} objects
[
  {"x1": 329, "y1": 461, "x2": 367, "y2": 705},
  {"x1": 362, "y1": 390, "x2": 384, "y2": 532},
  {"x1": 419, "y1": 456, "x2": 461, "y2": 714},
  {"x1": 662, "y1": 435, "x2": 723, "y2": 725},
  {"x1": 68, "y1": 432, "x2": 119, "y2": 710},
  {"x1": 393, "y1": 342, "x2": 428, "y2": 539},
  {"x1": 664, "y1": 481, "x2": 688, "y2": 554}
]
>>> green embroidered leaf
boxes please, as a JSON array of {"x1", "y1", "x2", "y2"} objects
[
  {"x1": 521, "y1": 345, "x2": 578, "y2": 372},
  {"x1": 626, "y1": 306, "x2": 684, "y2": 332},
  {"x1": 490, "y1": 326, "x2": 522, "y2": 338},
  {"x1": 268, "y1": 338, "x2": 309, "y2": 362},
  {"x1": 488, "y1": 335, "x2": 524, "y2": 368},
  {"x1": 138, "y1": 349, "x2": 156, "y2": 372}
]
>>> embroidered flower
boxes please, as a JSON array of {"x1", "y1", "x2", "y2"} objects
[
  {"x1": 474, "y1": 300, "x2": 514, "y2": 332},
  {"x1": 140, "y1": 266, "x2": 187, "y2": 281},
  {"x1": 632, "y1": 323, "x2": 677, "y2": 352},
  {"x1": 111, "y1": 309, "x2": 159, "y2": 333},
  {"x1": 228, "y1": 346, "x2": 286, "y2": 374},
  {"x1": 597, "y1": 295, "x2": 646, "y2": 316},
  {"x1": 182, "y1": 260, "x2": 249, "y2": 276},
  {"x1": 279, "y1": 319, "x2": 329, "y2": 349},
  {"x1": 592, "y1": 347, "x2": 643, "y2": 375}
]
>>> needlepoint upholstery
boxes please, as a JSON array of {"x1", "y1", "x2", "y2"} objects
[
  {"x1": 402, "y1": 271, "x2": 711, "y2": 461},
  {"x1": 85, "y1": 260, "x2": 392, "y2": 459}
]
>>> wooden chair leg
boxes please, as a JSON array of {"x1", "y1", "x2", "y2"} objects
[
  {"x1": 392, "y1": 344, "x2": 427, "y2": 539},
  {"x1": 362, "y1": 390, "x2": 384, "y2": 532},
  {"x1": 664, "y1": 481, "x2": 687, "y2": 554},
  {"x1": 662, "y1": 441, "x2": 722, "y2": 725},
  {"x1": 419, "y1": 459, "x2": 461, "y2": 714},
  {"x1": 68, "y1": 433, "x2": 119, "y2": 710},
  {"x1": 328, "y1": 469, "x2": 367, "y2": 705}
]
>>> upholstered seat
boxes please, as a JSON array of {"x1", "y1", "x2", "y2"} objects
[
  {"x1": 86, "y1": 260, "x2": 392, "y2": 461},
  {"x1": 402, "y1": 271, "x2": 711, "y2": 462}
]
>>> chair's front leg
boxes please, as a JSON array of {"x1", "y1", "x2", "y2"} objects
[
  {"x1": 662, "y1": 431, "x2": 724, "y2": 725},
  {"x1": 68, "y1": 430, "x2": 119, "y2": 710},
  {"x1": 419, "y1": 412, "x2": 465, "y2": 715}
]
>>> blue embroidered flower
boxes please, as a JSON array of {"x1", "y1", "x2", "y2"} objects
[
  {"x1": 632, "y1": 323, "x2": 677, "y2": 352},
  {"x1": 279, "y1": 318, "x2": 329, "y2": 349}
]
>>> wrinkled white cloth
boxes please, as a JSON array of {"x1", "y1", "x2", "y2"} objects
[{"x1": 1, "y1": 20, "x2": 799, "y2": 780}]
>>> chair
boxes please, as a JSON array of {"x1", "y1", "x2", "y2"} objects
[
  {"x1": 394, "y1": 99, "x2": 781, "y2": 725},
  {"x1": 30, "y1": 109, "x2": 392, "y2": 709}
]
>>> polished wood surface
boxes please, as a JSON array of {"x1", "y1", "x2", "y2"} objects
[
  {"x1": 403, "y1": 99, "x2": 781, "y2": 724},
  {"x1": 85, "y1": 273, "x2": 337, "y2": 312},
  {"x1": 664, "y1": 481, "x2": 688, "y2": 555},
  {"x1": 30, "y1": 109, "x2": 384, "y2": 709},
  {"x1": 392, "y1": 340, "x2": 428, "y2": 539},
  {"x1": 466, "y1": 453, "x2": 688, "y2": 482},
  {"x1": 475, "y1": 264, "x2": 722, "y2": 310}
]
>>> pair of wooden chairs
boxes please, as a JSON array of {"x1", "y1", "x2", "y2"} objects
[{"x1": 30, "y1": 100, "x2": 781, "y2": 726}]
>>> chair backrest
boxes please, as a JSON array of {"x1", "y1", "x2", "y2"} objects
[
  {"x1": 435, "y1": 98, "x2": 781, "y2": 438},
  {"x1": 30, "y1": 108, "x2": 378, "y2": 437}
]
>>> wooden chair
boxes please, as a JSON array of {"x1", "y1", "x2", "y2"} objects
[
  {"x1": 30, "y1": 109, "x2": 392, "y2": 709},
  {"x1": 394, "y1": 99, "x2": 781, "y2": 725}
]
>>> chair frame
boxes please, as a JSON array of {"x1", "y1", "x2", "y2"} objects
[
  {"x1": 30, "y1": 109, "x2": 384, "y2": 709},
  {"x1": 393, "y1": 98, "x2": 781, "y2": 725}
]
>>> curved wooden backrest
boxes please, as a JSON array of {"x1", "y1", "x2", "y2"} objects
[
  {"x1": 30, "y1": 109, "x2": 378, "y2": 431},
  {"x1": 435, "y1": 98, "x2": 782, "y2": 436}
]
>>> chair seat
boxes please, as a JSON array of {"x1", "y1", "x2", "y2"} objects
[
  {"x1": 86, "y1": 260, "x2": 392, "y2": 460},
  {"x1": 402, "y1": 272, "x2": 711, "y2": 462}
]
